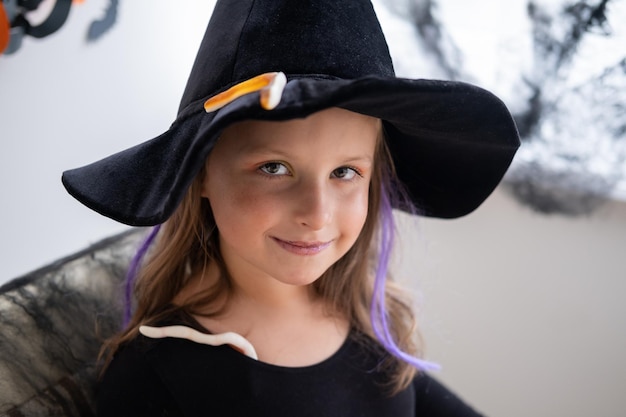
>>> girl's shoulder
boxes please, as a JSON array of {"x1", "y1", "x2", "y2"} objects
[
  {"x1": 96, "y1": 333, "x2": 184, "y2": 416},
  {"x1": 412, "y1": 373, "x2": 485, "y2": 417},
  {"x1": 95, "y1": 308, "x2": 204, "y2": 416}
]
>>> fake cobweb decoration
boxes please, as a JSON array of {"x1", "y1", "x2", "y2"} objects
[{"x1": 376, "y1": 0, "x2": 626, "y2": 215}]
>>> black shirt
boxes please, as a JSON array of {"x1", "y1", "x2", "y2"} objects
[{"x1": 97, "y1": 325, "x2": 484, "y2": 417}]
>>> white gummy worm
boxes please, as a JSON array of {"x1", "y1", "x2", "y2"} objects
[
  {"x1": 139, "y1": 325, "x2": 258, "y2": 360},
  {"x1": 259, "y1": 71, "x2": 287, "y2": 110}
]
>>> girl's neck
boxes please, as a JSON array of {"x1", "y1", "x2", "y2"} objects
[
  {"x1": 230, "y1": 272, "x2": 317, "y2": 314},
  {"x1": 178, "y1": 260, "x2": 322, "y2": 317},
  {"x1": 177, "y1": 262, "x2": 350, "y2": 367}
]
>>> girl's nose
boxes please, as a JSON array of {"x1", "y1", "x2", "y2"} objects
[{"x1": 293, "y1": 180, "x2": 332, "y2": 230}]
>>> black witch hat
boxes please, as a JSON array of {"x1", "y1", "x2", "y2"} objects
[{"x1": 62, "y1": 0, "x2": 520, "y2": 226}]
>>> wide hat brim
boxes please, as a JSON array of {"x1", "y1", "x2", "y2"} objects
[{"x1": 62, "y1": 74, "x2": 519, "y2": 227}]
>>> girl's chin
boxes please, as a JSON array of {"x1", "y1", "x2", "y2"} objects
[
  {"x1": 272, "y1": 274, "x2": 324, "y2": 288},
  {"x1": 268, "y1": 267, "x2": 331, "y2": 288}
]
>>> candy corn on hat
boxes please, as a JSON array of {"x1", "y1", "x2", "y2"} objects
[{"x1": 62, "y1": 0, "x2": 520, "y2": 226}]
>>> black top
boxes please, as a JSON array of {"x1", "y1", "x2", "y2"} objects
[{"x1": 97, "y1": 320, "x2": 483, "y2": 417}]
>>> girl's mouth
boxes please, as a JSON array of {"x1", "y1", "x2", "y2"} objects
[{"x1": 271, "y1": 237, "x2": 332, "y2": 255}]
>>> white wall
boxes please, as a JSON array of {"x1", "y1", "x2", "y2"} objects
[
  {"x1": 399, "y1": 187, "x2": 626, "y2": 416},
  {"x1": 0, "y1": 0, "x2": 216, "y2": 280},
  {"x1": 1, "y1": 1, "x2": 625, "y2": 416}
]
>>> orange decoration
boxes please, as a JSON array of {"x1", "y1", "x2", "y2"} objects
[
  {"x1": 0, "y1": 2, "x2": 10, "y2": 54},
  {"x1": 204, "y1": 72, "x2": 287, "y2": 113}
]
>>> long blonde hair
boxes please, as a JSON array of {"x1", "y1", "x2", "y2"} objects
[{"x1": 101, "y1": 130, "x2": 421, "y2": 393}]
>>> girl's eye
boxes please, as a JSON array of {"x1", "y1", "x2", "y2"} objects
[
  {"x1": 259, "y1": 162, "x2": 290, "y2": 176},
  {"x1": 332, "y1": 167, "x2": 360, "y2": 180}
]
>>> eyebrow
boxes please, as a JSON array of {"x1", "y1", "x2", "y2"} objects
[
  {"x1": 240, "y1": 147, "x2": 292, "y2": 159},
  {"x1": 242, "y1": 148, "x2": 373, "y2": 165},
  {"x1": 341, "y1": 155, "x2": 374, "y2": 165}
]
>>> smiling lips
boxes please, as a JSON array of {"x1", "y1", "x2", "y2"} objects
[{"x1": 272, "y1": 237, "x2": 332, "y2": 255}]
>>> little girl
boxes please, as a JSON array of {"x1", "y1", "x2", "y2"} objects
[{"x1": 62, "y1": 0, "x2": 519, "y2": 415}]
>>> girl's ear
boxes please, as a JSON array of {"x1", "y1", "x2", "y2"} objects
[
  {"x1": 200, "y1": 178, "x2": 210, "y2": 200},
  {"x1": 198, "y1": 160, "x2": 211, "y2": 200},
  {"x1": 199, "y1": 178, "x2": 209, "y2": 199}
]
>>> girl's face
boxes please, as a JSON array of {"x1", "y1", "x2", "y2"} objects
[{"x1": 202, "y1": 107, "x2": 379, "y2": 289}]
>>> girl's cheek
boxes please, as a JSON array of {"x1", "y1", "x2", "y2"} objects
[
  {"x1": 341, "y1": 186, "x2": 370, "y2": 228},
  {"x1": 228, "y1": 183, "x2": 280, "y2": 219}
]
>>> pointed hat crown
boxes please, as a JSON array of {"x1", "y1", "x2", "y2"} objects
[{"x1": 178, "y1": 0, "x2": 394, "y2": 113}]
